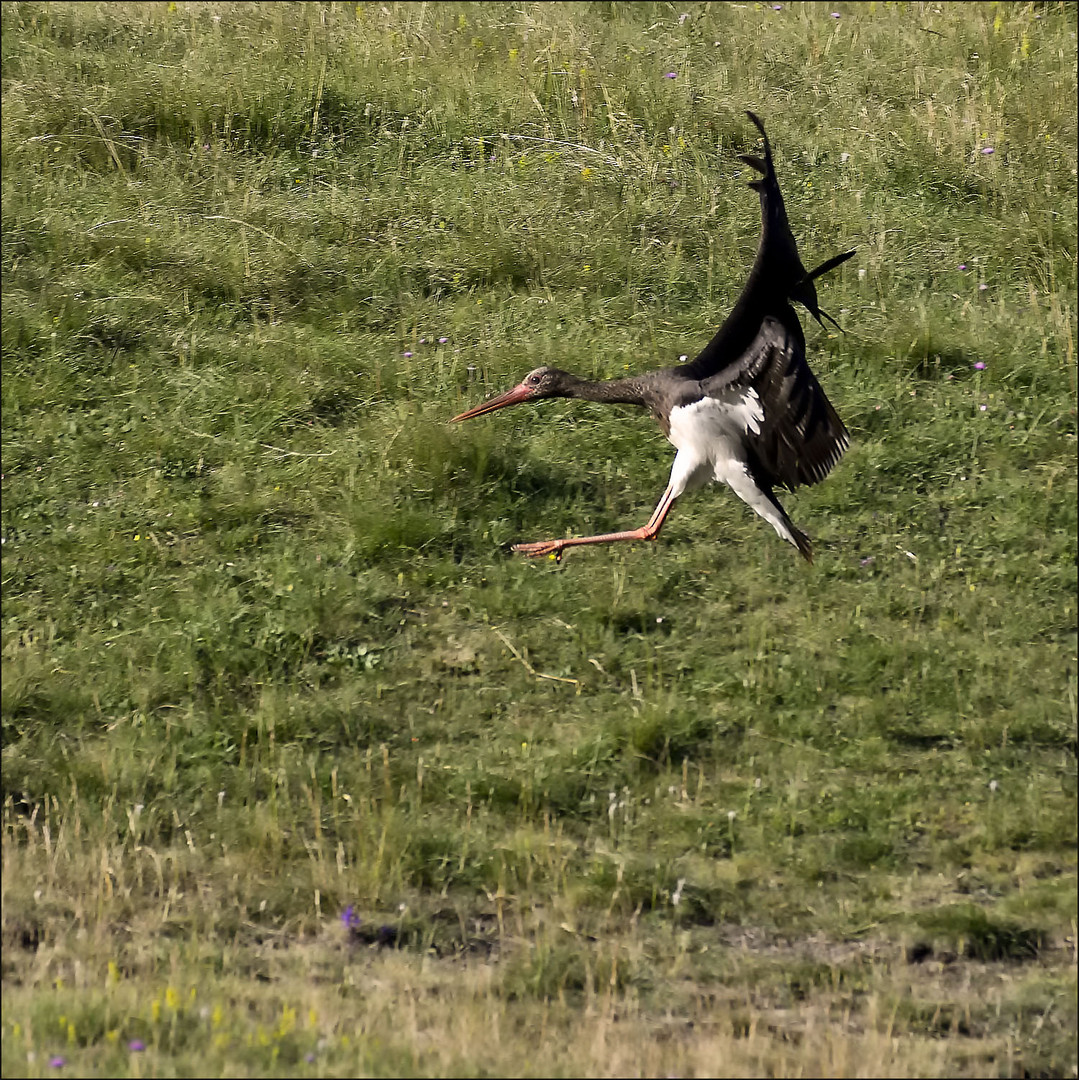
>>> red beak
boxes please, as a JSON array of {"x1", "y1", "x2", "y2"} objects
[{"x1": 450, "y1": 381, "x2": 536, "y2": 422}]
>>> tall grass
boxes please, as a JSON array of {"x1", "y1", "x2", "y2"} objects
[{"x1": 2, "y1": 2, "x2": 1076, "y2": 1076}]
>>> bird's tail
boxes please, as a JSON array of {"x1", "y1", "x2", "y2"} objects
[{"x1": 790, "y1": 525, "x2": 814, "y2": 563}]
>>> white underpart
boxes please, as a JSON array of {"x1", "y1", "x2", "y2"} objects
[{"x1": 665, "y1": 394, "x2": 800, "y2": 547}]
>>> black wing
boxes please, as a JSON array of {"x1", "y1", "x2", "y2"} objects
[
  {"x1": 680, "y1": 111, "x2": 855, "y2": 383},
  {"x1": 702, "y1": 314, "x2": 849, "y2": 491}
]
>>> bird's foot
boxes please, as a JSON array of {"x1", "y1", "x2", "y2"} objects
[{"x1": 511, "y1": 539, "x2": 567, "y2": 562}]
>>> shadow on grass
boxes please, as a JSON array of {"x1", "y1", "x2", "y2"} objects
[{"x1": 910, "y1": 904, "x2": 1046, "y2": 962}]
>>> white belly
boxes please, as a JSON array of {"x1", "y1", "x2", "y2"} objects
[{"x1": 665, "y1": 394, "x2": 762, "y2": 497}]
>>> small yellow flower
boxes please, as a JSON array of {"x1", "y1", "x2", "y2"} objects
[
  {"x1": 307, "y1": 1009, "x2": 318, "y2": 1028},
  {"x1": 508, "y1": 48, "x2": 518, "y2": 60},
  {"x1": 107, "y1": 960, "x2": 119, "y2": 986},
  {"x1": 277, "y1": 1006, "x2": 297, "y2": 1036},
  {"x1": 581, "y1": 167, "x2": 593, "y2": 179},
  {"x1": 134, "y1": 534, "x2": 141, "y2": 541},
  {"x1": 212, "y1": 1004, "x2": 224, "y2": 1028},
  {"x1": 105, "y1": 1030, "x2": 119, "y2": 1044}
]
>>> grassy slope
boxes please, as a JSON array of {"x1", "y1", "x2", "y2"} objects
[{"x1": 2, "y1": 2, "x2": 1076, "y2": 1076}]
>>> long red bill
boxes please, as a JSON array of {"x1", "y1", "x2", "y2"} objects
[{"x1": 450, "y1": 382, "x2": 535, "y2": 422}]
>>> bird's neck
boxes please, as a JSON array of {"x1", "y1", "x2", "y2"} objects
[{"x1": 560, "y1": 374, "x2": 651, "y2": 408}]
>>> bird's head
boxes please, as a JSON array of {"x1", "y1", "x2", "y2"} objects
[{"x1": 450, "y1": 366, "x2": 578, "y2": 422}]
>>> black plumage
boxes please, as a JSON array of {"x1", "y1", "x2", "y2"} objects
[{"x1": 451, "y1": 111, "x2": 854, "y2": 563}]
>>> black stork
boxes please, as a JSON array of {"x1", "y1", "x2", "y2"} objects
[{"x1": 451, "y1": 111, "x2": 854, "y2": 563}]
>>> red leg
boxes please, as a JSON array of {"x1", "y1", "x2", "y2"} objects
[{"x1": 512, "y1": 486, "x2": 678, "y2": 562}]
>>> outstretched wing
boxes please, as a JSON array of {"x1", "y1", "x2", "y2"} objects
[
  {"x1": 701, "y1": 314, "x2": 849, "y2": 491},
  {"x1": 680, "y1": 111, "x2": 854, "y2": 384}
]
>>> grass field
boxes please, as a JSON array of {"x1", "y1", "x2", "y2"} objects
[{"x1": 2, "y1": 2, "x2": 1077, "y2": 1076}]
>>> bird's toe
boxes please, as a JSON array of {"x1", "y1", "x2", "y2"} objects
[{"x1": 512, "y1": 539, "x2": 564, "y2": 560}]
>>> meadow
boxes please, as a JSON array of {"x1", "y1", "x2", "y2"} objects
[{"x1": 2, "y1": 2, "x2": 1076, "y2": 1075}]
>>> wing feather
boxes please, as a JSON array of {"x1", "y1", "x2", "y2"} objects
[{"x1": 701, "y1": 315, "x2": 849, "y2": 491}]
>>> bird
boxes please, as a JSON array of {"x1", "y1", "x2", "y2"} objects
[{"x1": 451, "y1": 111, "x2": 854, "y2": 564}]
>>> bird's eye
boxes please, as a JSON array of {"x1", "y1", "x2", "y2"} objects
[{"x1": 528, "y1": 374, "x2": 541, "y2": 385}]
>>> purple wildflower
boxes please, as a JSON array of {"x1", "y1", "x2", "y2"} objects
[
  {"x1": 419, "y1": 338, "x2": 428, "y2": 344},
  {"x1": 128, "y1": 1041, "x2": 145, "y2": 1052},
  {"x1": 974, "y1": 362, "x2": 986, "y2": 370},
  {"x1": 439, "y1": 336, "x2": 449, "y2": 344},
  {"x1": 860, "y1": 557, "x2": 875, "y2": 567},
  {"x1": 978, "y1": 283, "x2": 988, "y2": 291},
  {"x1": 831, "y1": 11, "x2": 841, "y2": 17},
  {"x1": 981, "y1": 146, "x2": 994, "y2": 155},
  {"x1": 49, "y1": 1059, "x2": 66, "y2": 1070},
  {"x1": 678, "y1": 13, "x2": 689, "y2": 24},
  {"x1": 664, "y1": 72, "x2": 677, "y2": 79},
  {"x1": 958, "y1": 263, "x2": 967, "y2": 270},
  {"x1": 773, "y1": 4, "x2": 782, "y2": 9},
  {"x1": 340, "y1": 905, "x2": 362, "y2": 929},
  {"x1": 403, "y1": 351, "x2": 413, "y2": 358}
]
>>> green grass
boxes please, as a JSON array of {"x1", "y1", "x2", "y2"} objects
[{"x1": 2, "y1": 2, "x2": 1076, "y2": 1076}]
